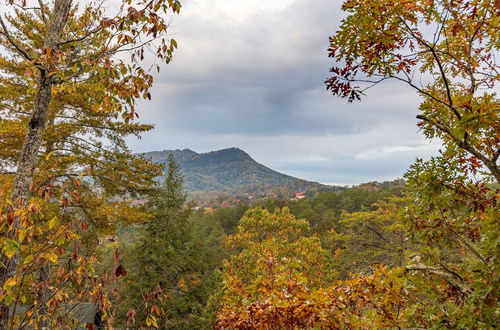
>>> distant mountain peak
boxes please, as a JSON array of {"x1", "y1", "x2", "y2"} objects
[
  {"x1": 202, "y1": 147, "x2": 253, "y2": 162},
  {"x1": 141, "y1": 147, "x2": 332, "y2": 198}
]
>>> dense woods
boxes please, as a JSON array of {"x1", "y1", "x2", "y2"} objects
[{"x1": 0, "y1": 0, "x2": 498, "y2": 329}]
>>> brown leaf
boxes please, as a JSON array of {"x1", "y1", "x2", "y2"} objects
[
  {"x1": 7, "y1": 211, "x2": 15, "y2": 226},
  {"x1": 61, "y1": 197, "x2": 71, "y2": 208},
  {"x1": 115, "y1": 264, "x2": 127, "y2": 278},
  {"x1": 126, "y1": 309, "x2": 136, "y2": 325},
  {"x1": 85, "y1": 323, "x2": 96, "y2": 330},
  {"x1": 71, "y1": 190, "x2": 80, "y2": 202}
]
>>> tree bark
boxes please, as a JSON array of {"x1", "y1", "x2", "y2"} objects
[{"x1": 0, "y1": 1, "x2": 72, "y2": 328}]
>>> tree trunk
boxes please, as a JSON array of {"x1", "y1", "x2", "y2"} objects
[{"x1": 0, "y1": 1, "x2": 72, "y2": 328}]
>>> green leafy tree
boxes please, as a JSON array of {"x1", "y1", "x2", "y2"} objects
[{"x1": 327, "y1": 197, "x2": 412, "y2": 279}]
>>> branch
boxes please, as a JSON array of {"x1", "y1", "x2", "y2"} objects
[
  {"x1": 57, "y1": 25, "x2": 104, "y2": 46},
  {"x1": 406, "y1": 263, "x2": 471, "y2": 295},
  {"x1": 359, "y1": 242, "x2": 397, "y2": 253},
  {"x1": 492, "y1": 148, "x2": 500, "y2": 164},
  {"x1": 428, "y1": 46, "x2": 460, "y2": 119},
  {"x1": 37, "y1": 0, "x2": 48, "y2": 24},
  {"x1": 390, "y1": 74, "x2": 453, "y2": 111},
  {"x1": 398, "y1": 16, "x2": 461, "y2": 120},
  {"x1": 416, "y1": 114, "x2": 499, "y2": 182},
  {"x1": 0, "y1": 15, "x2": 33, "y2": 60},
  {"x1": 365, "y1": 224, "x2": 390, "y2": 243},
  {"x1": 452, "y1": 231, "x2": 491, "y2": 269}
]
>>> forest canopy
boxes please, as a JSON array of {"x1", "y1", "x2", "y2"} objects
[{"x1": 0, "y1": 0, "x2": 498, "y2": 329}]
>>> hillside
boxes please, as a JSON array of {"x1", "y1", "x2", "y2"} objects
[{"x1": 141, "y1": 148, "x2": 332, "y2": 197}]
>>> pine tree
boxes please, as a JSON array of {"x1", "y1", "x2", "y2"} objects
[{"x1": 121, "y1": 154, "x2": 223, "y2": 329}]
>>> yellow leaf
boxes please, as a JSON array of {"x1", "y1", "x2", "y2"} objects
[
  {"x1": 24, "y1": 255, "x2": 34, "y2": 265},
  {"x1": 45, "y1": 253, "x2": 58, "y2": 263},
  {"x1": 4, "y1": 277, "x2": 17, "y2": 290},
  {"x1": 18, "y1": 229, "x2": 26, "y2": 243},
  {"x1": 45, "y1": 150, "x2": 55, "y2": 160},
  {"x1": 3, "y1": 240, "x2": 20, "y2": 259},
  {"x1": 150, "y1": 315, "x2": 159, "y2": 328},
  {"x1": 49, "y1": 216, "x2": 59, "y2": 229}
]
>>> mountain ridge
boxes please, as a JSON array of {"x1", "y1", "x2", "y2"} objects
[{"x1": 140, "y1": 147, "x2": 333, "y2": 198}]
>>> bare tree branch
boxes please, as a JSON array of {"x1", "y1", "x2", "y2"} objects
[{"x1": 0, "y1": 15, "x2": 33, "y2": 60}]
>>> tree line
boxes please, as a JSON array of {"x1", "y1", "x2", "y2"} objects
[{"x1": 0, "y1": 0, "x2": 498, "y2": 328}]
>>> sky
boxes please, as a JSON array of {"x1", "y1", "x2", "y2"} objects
[{"x1": 125, "y1": 0, "x2": 441, "y2": 186}]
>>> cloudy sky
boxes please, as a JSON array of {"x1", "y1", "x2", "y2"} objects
[{"x1": 126, "y1": 0, "x2": 440, "y2": 185}]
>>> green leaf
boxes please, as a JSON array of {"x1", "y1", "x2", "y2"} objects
[
  {"x1": 3, "y1": 277, "x2": 18, "y2": 290},
  {"x1": 23, "y1": 255, "x2": 34, "y2": 265},
  {"x1": 2, "y1": 240, "x2": 20, "y2": 259}
]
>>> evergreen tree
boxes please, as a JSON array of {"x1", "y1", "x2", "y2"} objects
[{"x1": 120, "y1": 154, "x2": 223, "y2": 329}]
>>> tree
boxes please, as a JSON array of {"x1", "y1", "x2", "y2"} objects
[
  {"x1": 214, "y1": 206, "x2": 430, "y2": 329},
  {"x1": 326, "y1": 0, "x2": 499, "y2": 327},
  {"x1": 120, "y1": 154, "x2": 224, "y2": 329},
  {"x1": 326, "y1": 0, "x2": 498, "y2": 181},
  {"x1": 215, "y1": 207, "x2": 339, "y2": 328},
  {"x1": 327, "y1": 197, "x2": 412, "y2": 279},
  {"x1": 0, "y1": 0, "x2": 181, "y2": 327}
]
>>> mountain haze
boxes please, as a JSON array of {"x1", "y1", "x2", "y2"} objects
[{"x1": 141, "y1": 148, "x2": 330, "y2": 196}]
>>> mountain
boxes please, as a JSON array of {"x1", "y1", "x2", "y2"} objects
[{"x1": 140, "y1": 148, "x2": 332, "y2": 198}]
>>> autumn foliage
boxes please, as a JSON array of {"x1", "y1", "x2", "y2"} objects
[
  {"x1": 0, "y1": 0, "x2": 498, "y2": 329},
  {"x1": 324, "y1": 0, "x2": 499, "y2": 328},
  {"x1": 215, "y1": 0, "x2": 498, "y2": 328},
  {"x1": 0, "y1": 0, "x2": 181, "y2": 328}
]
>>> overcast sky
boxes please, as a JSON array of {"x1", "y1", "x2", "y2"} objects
[{"x1": 125, "y1": 0, "x2": 440, "y2": 185}]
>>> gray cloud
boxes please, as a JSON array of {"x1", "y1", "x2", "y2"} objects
[{"x1": 127, "y1": 0, "x2": 439, "y2": 185}]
